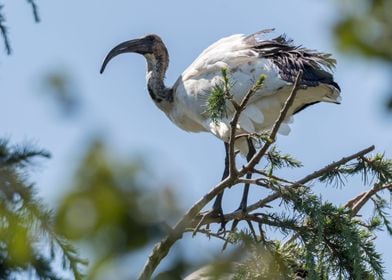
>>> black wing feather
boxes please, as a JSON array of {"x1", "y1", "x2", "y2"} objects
[{"x1": 246, "y1": 30, "x2": 340, "y2": 91}]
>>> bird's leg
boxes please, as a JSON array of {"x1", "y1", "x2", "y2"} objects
[
  {"x1": 237, "y1": 139, "x2": 256, "y2": 213},
  {"x1": 210, "y1": 143, "x2": 229, "y2": 224}
]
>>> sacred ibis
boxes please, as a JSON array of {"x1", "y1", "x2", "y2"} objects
[{"x1": 100, "y1": 29, "x2": 341, "y2": 218}]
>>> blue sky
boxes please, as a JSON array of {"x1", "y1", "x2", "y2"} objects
[{"x1": 1, "y1": 0, "x2": 391, "y2": 278}]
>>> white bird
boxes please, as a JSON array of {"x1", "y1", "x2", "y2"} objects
[{"x1": 100, "y1": 28, "x2": 341, "y2": 218}]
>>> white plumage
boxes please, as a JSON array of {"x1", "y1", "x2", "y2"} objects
[{"x1": 161, "y1": 32, "x2": 340, "y2": 154}]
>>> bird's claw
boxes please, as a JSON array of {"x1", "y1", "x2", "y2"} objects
[
  {"x1": 235, "y1": 203, "x2": 248, "y2": 216},
  {"x1": 192, "y1": 208, "x2": 226, "y2": 237},
  {"x1": 205, "y1": 207, "x2": 226, "y2": 232}
]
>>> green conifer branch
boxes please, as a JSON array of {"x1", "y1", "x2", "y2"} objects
[{"x1": 0, "y1": 140, "x2": 86, "y2": 279}]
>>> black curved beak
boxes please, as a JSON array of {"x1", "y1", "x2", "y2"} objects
[{"x1": 100, "y1": 38, "x2": 151, "y2": 74}]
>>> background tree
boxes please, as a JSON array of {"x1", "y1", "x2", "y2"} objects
[
  {"x1": 0, "y1": 140, "x2": 86, "y2": 279},
  {"x1": 333, "y1": 0, "x2": 392, "y2": 110},
  {"x1": 55, "y1": 138, "x2": 189, "y2": 279},
  {"x1": 0, "y1": 0, "x2": 39, "y2": 54}
]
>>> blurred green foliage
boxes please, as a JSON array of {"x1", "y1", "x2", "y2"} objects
[
  {"x1": 41, "y1": 70, "x2": 82, "y2": 118},
  {"x1": 0, "y1": 140, "x2": 86, "y2": 279},
  {"x1": 334, "y1": 0, "x2": 391, "y2": 61},
  {"x1": 334, "y1": 0, "x2": 392, "y2": 109},
  {"x1": 55, "y1": 139, "x2": 186, "y2": 278}
]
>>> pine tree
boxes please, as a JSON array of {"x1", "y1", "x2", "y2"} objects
[{"x1": 0, "y1": 140, "x2": 87, "y2": 279}]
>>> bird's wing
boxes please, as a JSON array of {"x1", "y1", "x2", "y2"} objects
[
  {"x1": 181, "y1": 33, "x2": 256, "y2": 81},
  {"x1": 183, "y1": 29, "x2": 339, "y2": 88},
  {"x1": 245, "y1": 29, "x2": 340, "y2": 91}
]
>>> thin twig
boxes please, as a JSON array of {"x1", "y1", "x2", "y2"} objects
[
  {"x1": 246, "y1": 220, "x2": 258, "y2": 241},
  {"x1": 227, "y1": 75, "x2": 265, "y2": 177},
  {"x1": 283, "y1": 149, "x2": 381, "y2": 248},
  {"x1": 244, "y1": 145, "x2": 375, "y2": 213},
  {"x1": 0, "y1": 5, "x2": 11, "y2": 55},
  {"x1": 246, "y1": 214, "x2": 301, "y2": 231},
  {"x1": 252, "y1": 169, "x2": 295, "y2": 184},
  {"x1": 222, "y1": 220, "x2": 239, "y2": 250},
  {"x1": 0, "y1": 1, "x2": 40, "y2": 55},
  {"x1": 192, "y1": 212, "x2": 210, "y2": 237},
  {"x1": 240, "y1": 71, "x2": 303, "y2": 176},
  {"x1": 191, "y1": 209, "x2": 299, "y2": 233},
  {"x1": 345, "y1": 191, "x2": 367, "y2": 210},
  {"x1": 26, "y1": 0, "x2": 40, "y2": 22},
  {"x1": 349, "y1": 182, "x2": 392, "y2": 216},
  {"x1": 236, "y1": 178, "x2": 278, "y2": 190},
  {"x1": 185, "y1": 228, "x2": 231, "y2": 243}
]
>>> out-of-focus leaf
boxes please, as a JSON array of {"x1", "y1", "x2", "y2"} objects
[
  {"x1": 55, "y1": 138, "x2": 181, "y2": 277},
  {"x1": 334, "y1": 0, "x2": 392, "y2": 61},
  {"x1": 41, "y1": 70, "x2": 82, "y2": 118},
  {"x1": 333, "y1": 0, "x2": 392, "y2": 111},
  {"x1": 0, "y1": 140, "x2": 85, "y2": 279}
]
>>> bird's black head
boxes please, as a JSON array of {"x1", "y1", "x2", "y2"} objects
[{"x1": 100, "y1": 34, "x2": 166, "y2": 74}]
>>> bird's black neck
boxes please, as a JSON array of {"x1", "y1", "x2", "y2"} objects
[
  {"x1": 145, "y1": 54, "x2": 173, "y2": 104},
  {"x1": 146, "y1": 72, "x2": 173, "y2": 103}
]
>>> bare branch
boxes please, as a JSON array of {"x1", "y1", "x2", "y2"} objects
[
  {"x1": 0, "y1": 1, "x2": 40, "y2": 55},
  {"x1": 252, "y1": 169, "x2": 295, "y2": 184},
  {"x1": 0, "y1": 5, "x2": 11, "y2": 55},
  {"x1": 227, "y1": 75, "x2": 265, "y2": 177},
  {"x1": 349, "y1": 182, "x2": 392, "y2": 216},
  {"x1": 245, "y1": 145, "x2": 375, "y2": 213},
  {"x1": 185, "y1": 228, "x2": 232, "y2": 243},
  {"x1": 240, "y1": 70, "x2": 303, "y2": 176},
  {"x1": 26, "y1": 0, "x2": 40, "y2": 22},
  {"x1": 236, "y1": 178, "x2": 278, "y2": 190},
  {"x1": 294, "y1": 145, "x2": 375, "y2": 186}
]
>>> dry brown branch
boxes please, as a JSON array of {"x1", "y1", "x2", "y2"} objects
[{"x1": 349, "y1": 182, "x2": 392, "y2": 216}]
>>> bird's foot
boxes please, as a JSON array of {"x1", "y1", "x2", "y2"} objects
[
  {"x1": 192, "y1": 207, "x2": 226, "y2": 237},
  {"x1": 206, "y1": 207, "x2": 226, "y2": 232},
  {"x1": 235, "y1": 201, "x2": 248, "y2": 216}
]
